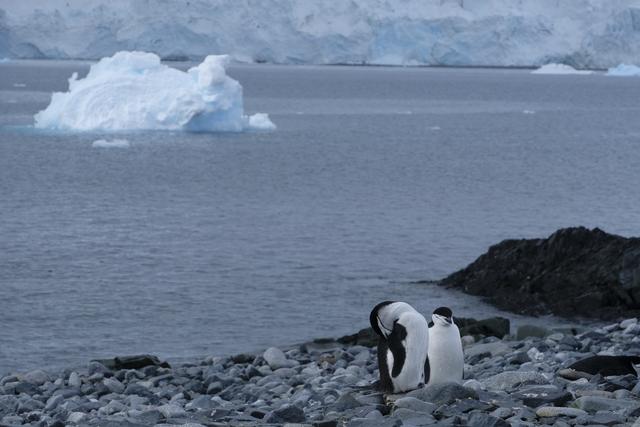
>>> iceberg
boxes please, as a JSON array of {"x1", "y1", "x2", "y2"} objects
[
  {"x1": 531, "y1": 64, "x2": 593, "y2": 75},
  {"x1": 34, "y1": 51, "x2": 275, "y2": 132},
  {"x1": 92, "y1": 139, "x2": 130, "y2": 148},
  {"x1": 606, "y1": 64, "x2": 640, "y2": 77}
]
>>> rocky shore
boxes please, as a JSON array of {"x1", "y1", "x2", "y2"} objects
[{"x1": 2, "y1": 317, "x2": 640, "y2": 427}]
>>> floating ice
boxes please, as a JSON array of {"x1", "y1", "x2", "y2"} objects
[
  {"x1": 531, "y1": 64, "x2": 593, "y2": 75},
  {"x1": 92, "y1": 139, "x2": 130, "y2": 148},
  {"x1": 34, "y1": 51, "x2": 275, "y2": 132},
  {"x1": 606, "y1": 64, "x2": 640, "y2": 77}
]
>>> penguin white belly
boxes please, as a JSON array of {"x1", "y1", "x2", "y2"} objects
[
  {"x1": 387, "y1": 312, "x2": 429, "y2": 393},
  {"x1": 427, "y1": 324, "x2": 464, "y2": 385}
]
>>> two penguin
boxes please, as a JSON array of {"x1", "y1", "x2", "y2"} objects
[{"x1": 369, "y1": 301, "x2": 464, "y2": 393}]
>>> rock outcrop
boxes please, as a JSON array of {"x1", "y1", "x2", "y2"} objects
[{"x1": 440, "y1": 227, "x2": 640, "y2": 319}]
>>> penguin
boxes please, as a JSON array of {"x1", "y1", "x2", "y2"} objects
[
  {"x1": 369, "y1": 301, "x2": 429, "y2": 393},
  {"x1": 426, "y1": 306, "x2": 464, "y2": 385}
]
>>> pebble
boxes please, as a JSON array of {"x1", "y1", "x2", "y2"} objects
[{"x1": 0, "y1": 319, "x2": 638, "y2": 426}]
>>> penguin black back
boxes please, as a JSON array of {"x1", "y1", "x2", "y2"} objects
[{"x1": 567, "y1": 355, "x2": 640, "y2": 376}]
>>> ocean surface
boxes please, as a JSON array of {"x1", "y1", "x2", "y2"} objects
[{"x1": 1, "y1": 61, "x2": 639, "y2": 375}]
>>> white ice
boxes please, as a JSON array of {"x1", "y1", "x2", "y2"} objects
[
  {"x1": 2, "y1": 1, "x2": 640, "y2": 69},
  {"x1": 531, "y1": 64, "x2": 593, "y2": 75},
  {"x1": 34, "y1": 51, "x2": 275, "y2": 133},
  {"x1": 92, "y1": 139, "x2": 130, "y2": 148},
  {"x1": 606, "y1": 64, "x2": 640, "y2": 77}
]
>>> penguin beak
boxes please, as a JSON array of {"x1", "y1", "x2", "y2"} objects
[{"x1": 445, "y1": 317, "x2": 453, "y2": 324}]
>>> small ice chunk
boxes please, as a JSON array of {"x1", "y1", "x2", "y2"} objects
[
  {"x1": 606, "y1": 64, "x2": 640, "y2": 77},
  {"x1": 92, "y1": 139, "x2": 130, "y2": 148},
  {"x1": 531, "y1": 64, "x2": 592, "y2": 75},
  {"x1": 35, "y1": 51, "x2": 275, "y2": 133},
  {"x1": 13, "y1": 83, "x2": 26, "y2": 87},
  {"x1": 523, "y1": 110, "x2": 535, "y2": 114},
  {"x1": 247, "y1": 112, "x2": 276, "y2": 130}
]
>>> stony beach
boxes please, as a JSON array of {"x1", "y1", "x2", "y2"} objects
[{"x1": 2, "y1": 317, "x2": 640, "y2": 427}]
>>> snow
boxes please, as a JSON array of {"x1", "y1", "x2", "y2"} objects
[
  {"x1": 2, "y1": 0, "x2": 640, "y2": 68},
  {"x1": 92, "y1": 139, "x2": 130, "y2": 148},
  {"x1": 34, "y1": 51, "x2": 275, "y2": 133},
  {"x1": 606, "y1": 64, "x2": 640, "y2": 76},
  {"x1": 531, "y1": 64, "x2": 593, "y2": 75}
]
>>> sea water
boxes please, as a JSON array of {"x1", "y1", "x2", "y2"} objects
[{"x1": 1, "y1": 61, "x2": 639, "y2": 374}]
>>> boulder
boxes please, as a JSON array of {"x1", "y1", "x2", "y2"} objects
[
  {"x1": 456, "y1": 317, "x2": 510, "y2": 339},
  {"x1": 91, "y1": 354, "x2": 170, "y2": 370}
]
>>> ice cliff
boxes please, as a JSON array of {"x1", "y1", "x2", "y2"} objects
[
  {"x1": 34, "y1": 51, "x2": 275, "y2": 132},
  {"x1": 1, "y1": 0, "x2": 640, "y2": 68}
]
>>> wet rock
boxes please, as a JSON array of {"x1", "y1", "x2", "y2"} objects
[
  {"x1": 332, "y1": 393, "x2": 363, "y2": 411},
  {"x1": 0, "y1": 396, "x2": 18, "y2": 418},
  {"x1": 393, "y1": 397, "x2": 436, "y2": 414},
  {"x1": 91, "y1": 354, "x2": 170, "y2": 370}
]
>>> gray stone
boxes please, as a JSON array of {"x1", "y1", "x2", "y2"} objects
[
  {"x1": 157, "y1": 403, "x2": 186, "y2": 418},
  {"x1": 44, "y1": 394, "x2": 64, "y2": 412},
  {"x1": 590, "y1": 412, "x2": 625, "y2": 426},
  {"x1": 392, "y1": 408, "x2": 436, "y2": 425},
  {"x1": 21, "y1": 369, "x2": 50, "y2": 386},
  {"x1": 466, "y1": 342, "x2": 511, "y2": 358},
  {"x1": 347, "y1": 417, "x2": 402, "y2": 427},
  {"x1": 516, "y1": 325, "x2": 549, "y2": 340},
  {"x1": 264, "y1": 404, "x2": 306, "y2": 423},
  {"x1": 514, "y1": 385, "x2": 572, "y2": 407},
  {"x1": 0, "y1": 396, "x2": 18, "y2": 418},
  {"x1": 407, "y1": 382, "x2": 478, "y2": 405},
  {"x1": 103, "y1": 377, "x2": 125, "y2": 394},
  {"x1": 88, "y1": 361, "x2": 111, "y2": 376},
  {"x1": 535, "y1": 406, "x2": 587, "y2": 417},
  {"x1": 68, "y1": 372, "x2": 82, "y2": 388},
  {"x1": 331, "y1": 393, "x2": 363, "y2": 411},
  {"x1": 481, "y1": 371, "x2": 548, "y2": 390},
  {"x1": 393, "y1": 396, "x2": 436, "y2": 414},
  {"x1": 467, "y1": 412, "x2": 510, "y2": 427},
  {"x1": 263, "y1": 347, "x2": 297, "y2": 369},
  {"x1": 574, "y1": 396, "x2": 640, "y2": 413}
]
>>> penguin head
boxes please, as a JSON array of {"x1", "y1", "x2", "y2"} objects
[{"x1": 432, "y1": 306, "x2": 453, "y2": 327}]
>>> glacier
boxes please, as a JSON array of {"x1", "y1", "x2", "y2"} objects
[
  {"x1": 607, "y1": 63, "x2": 640, "y2": 76},
  {"x1": 34, "y1": 51, "x2": 275, "y2": 132},
  {"x1": 1, "y1": 0, "x2": 640, "y2": 68}
]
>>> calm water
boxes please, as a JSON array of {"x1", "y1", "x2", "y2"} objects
[{"x1": 1, "y1": 61, "x2": 639, "y2": 375}]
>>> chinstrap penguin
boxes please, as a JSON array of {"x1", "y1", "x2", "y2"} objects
[
  {"x1": 426, "y1": 306, "x2": 464, "y2": 385},
  {"x1": 369, "y1": 301, "x2": 429, "y2": 393}
]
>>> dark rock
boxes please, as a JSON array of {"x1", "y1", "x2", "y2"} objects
[
  {"x1": 313, "y1": 420, "x2": 339, "y2": 427},
  {"x1": 231, "y1": 353, "x2": 254, "y2": 364},
  {"x1": 514, "y1": 386, "x2": 572, "y2": 407},
  {"x1": 331, "y1": 393, "x2": 364, "y2": 411},
  {"x1": 508, "y1": 351, "x2": 531, "y2": 365},
  {"x1": 91, "y1": 354, "x2": 170, "y2": 370},
  {"x1": 457, "y1": 317, "x2": 510, "y2": 339},
  {"x1": 264, "y1": 404, "x2": 306, "y2": 423},
  {"x1": 516, "y1": 325, "x2": 549, "y2": 340},
  {"x1": 567, "y1": 355, "x2": 640, "y2": 376},
  {"x1": 467, "y1": 412, "x2": 510, "y2": 427},
  {"x1": 337, "y1": 327, "x2": 378, "y2": 347},
  {"x1": 439, "y1": 227, "x2": 640, "y2": 319}
]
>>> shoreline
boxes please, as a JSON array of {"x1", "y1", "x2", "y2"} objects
[{"x1": 2, "y1": 317, "x2": 639, "y2": 426}]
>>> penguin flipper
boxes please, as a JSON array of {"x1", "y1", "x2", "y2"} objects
[
  {"x1": 377, "y1": 339, "x2": 394, "y2": 392},
  {"x1": 388, "y1": 321, "x2": 407, "y2": 378},
  {"x1": 424, "y1": 355, "x2": 430, "y2": 385}
]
